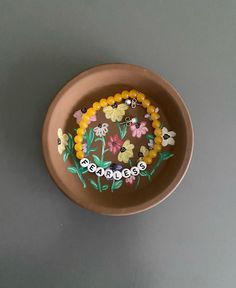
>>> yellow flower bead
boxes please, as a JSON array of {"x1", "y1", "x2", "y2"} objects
[
  {"x1": 121, "y1": 90, "x2": 129, "y2": 99},
  {"x1": 82, "y1": 114, "x2": 90, "y2": 122},
  {"x1": 142, "y1": 99, "x2": 150, "y2": 108},
  {"x1": 153, "y1": 144, "x2": 162, "y2": 152},
  {"x1": 154, "y1": 128, "x2": 162, "y2": 136},
  {"x1": 152, "y1": 120, "x2": 161, "y2": 128},
  {"x1": 87, "y1": 108, "x2": 95, "y2": 117},
  {"x1": 143, "y1": 156, "x2": 152, "y2": 165},
  {"x1": 77, "y1": 128, "x2": 85, "y2": 136},
  {"x1": 150, "y1": 113, "x2": 160, "y2": 121},
  {"x1": 79, "y1": 120, "x2": 88, "y2": 129},
  {"x1": 107, "y1": 96, "x2": 115, "y2": 105},
  {"x1": 100, "y1": 98, "x2": 108, "y2": 107},
  {"x1": 74, "y1": 135, "x2": 83, "y2": 143},
  {"x1": 74, "y1": 143, "x2": 83, "y2": 151},
  {"x1": 76, "y1": 151, "x2": 84, "y2": 159},
  {"x1": 129, "y1": 89, "x2": 138, "y2": 98},
  {"x1": 149, "y1": 150, "x2": 157, "y2": 158},
  {"x1": 137, "y1": 93, "x2": 145, "y2": 102},
  {"x1": 93, "y1": 102, "x2": 101, "y2": 111},
  {"x1": 114, "y1": 93, "x2": 122, "y2": 102},
  {"x1": 147, "y1": 105, "x2": 155, "y2": 114}
]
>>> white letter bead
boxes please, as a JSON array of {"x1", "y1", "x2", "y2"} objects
[
  {"x1": 113, "y1": 170, "x2": 122, "y2": 181},
  {"x1": 137, "y1": 161, "x2": 147, "y2": 171},
  {"x1": 80, "y1": 157, "x2": 90, "y2": 167},
  {"x1": 131, "y1": 166, "x2": 140, "y2": 176},
  {"x1": 122, "y1": 168, "x2": 131, "y2": 178},
  {"x1": 104, "y1": 169, "x2": 114, "y2": 179},
  {"x1": 88, "y1": 162, "x2": 97, "y2": 173},
  {"x1": 95, "y1": 167, "x2": 105, "y2": 177}
]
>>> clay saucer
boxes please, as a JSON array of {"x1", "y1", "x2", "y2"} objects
[{"x1": 42, "y1": 64, "x2": 193, "y2": 216}]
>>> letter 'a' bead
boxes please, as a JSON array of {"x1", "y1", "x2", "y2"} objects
[
  {"x1": 131, "y1": 166, "x2": 140, "y2": 176},
  {"x1": 113, "y1": 171, "x2": 122, "y2": 180},
  {"x1": 122, "y1": 168, "x2": 131, "y2": 178},
  {"x1": 88, "y1": 162, "x2": 97, "y2": 173},
  {"x1": 104, "y1": 169, "x2": 113, "y2": 179},
  {"x1": 137, "y1": 161, "x2": 147, "y2": 171},
  {"x1": 80, "y1": 158, "x2": 90, "y2": 167},
  {"x1": 95, "y1": 167, "x2": 105, "y2": 177}
]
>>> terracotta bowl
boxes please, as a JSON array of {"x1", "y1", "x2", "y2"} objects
[{"x1": 42, "y1": 64, "x2": 193, "y2": 216}]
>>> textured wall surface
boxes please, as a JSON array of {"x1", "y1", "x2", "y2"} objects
[{"x1": 0, "y1": 1, "x2": 235, "y2": 287}]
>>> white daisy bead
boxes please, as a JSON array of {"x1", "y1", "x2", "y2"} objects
[
  {"x1": 137, "y1": 161, "x2": 147, "y2": 171},
  {"x1": 122, "y1": 168, "x2": 131, "y2": 178},
  {"x1": 88, "y1": 162, "x2": 97, "y2": 173},
  {"x1": 104, "y1": 169, "x2": 114, "y2": 179},
  {"x1": 131, "y1": 166, "x2": 140, "y2": 176},
  {"x1": 80, "y1": 158, "x2": 90, "y2": 167},
  {"x1": 113, "y1": 170, "x2": 122, "y2": 181},
  {"x1": 95, "y1": 167, "x2": 105, "y2": 177}
]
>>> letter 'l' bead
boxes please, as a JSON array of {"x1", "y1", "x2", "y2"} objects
[
  {"x1": 88, "y1": 163, "x2": 97, "y2": 173},
  {"x1": 95, "y1": 167, "x2": 105, "y2": 177},
  {"x1": 137, "y1": 161, "x2": 147, "y2": 171},
  {"x1": 104, "y1": 169, "x2": 114, "y2": 179},
  {"x1": 80, "y1": 158, "x2": 90, "y2": 167},
  {"x1": 122, "y1": 168, "x2": 131, "y2": 178},
  {"x1": 113, "y1": 170, "x2": 122, "y2": 180},
  {"x1": 130, "y1": 166, "x2": 140, "y2": 176}
]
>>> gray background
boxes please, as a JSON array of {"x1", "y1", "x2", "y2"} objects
[{"x1": 0, "y1": 0, "x2": 235, "y2": 287}]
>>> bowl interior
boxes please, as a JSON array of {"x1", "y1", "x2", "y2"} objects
[{"x1": 43, "y1": 64, "x2": 192, "y2": 215}]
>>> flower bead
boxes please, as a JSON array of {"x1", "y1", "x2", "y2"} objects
[
  {"x1": 103, "y1": 103, "x2": 128, "y2": 122},
  {"x1": 118, "y1": 140, "x2": 134, "y2": 163},
  {"x1": 57, "y1": 128, "x2": 68, "y2": 155},
  {"x1": 161, "y1": 127, "x2": 176, "y2": 146}
]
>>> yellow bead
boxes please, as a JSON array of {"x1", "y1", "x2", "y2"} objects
[
  {"x1": 107, "y1": 96, "x2": 115, "y2": 105},
  {"x1": 76, "y1": 151, "x2": 84, "y2": 159},
  {"x1": 147, "y1": 105, "x2": 155, "y2": 114},
  {"x1": 150, "y1": 113, "x2": 160, "y2": 121},
  {"x1": 137, "y1": 93, "x2": 145, "y2": 102},
  {"x1": 77, "y1": 128, "x2": 85, "y2": 136},
  {"x1": 149, "y1": 150, "x2": 157, "y2": 158},
  {"x1": 114, "y1": 93, "x2": 122, "y2": 102},
  {"x1": 143, "y1": 156, "x2": 152, "y2": 165},
  {"x1": 121, "y1": 90, "x2": 129, "y2": 99},
  {"x1": 87, "y1": 108, "x2": 95, "y2": 117},
  {"x1": 129, "y1": 89, "x2": 138, "y2": 98},
  {"x1": 74, "y1": 135, "x2": 83, "y2": 143},
  {"x1": 100, "y1": 98, "x2": 108, "y2": 107},
  {"x1": 79, "y1": 120, "x2": 88, "y2": 129},
  {"x1": 153, "y1": 144, "x2": 162, "y2": 152},
  {"x1": 142, "y1": 99, "x2": 150, "y2": 108},
  {"x1": 74, "y1": 143, "x2": 83, "y2": 151},
  {"x1": 154, "y1": 136, "x2": 162, "y2": 144},
  {"x1": 154, "y1": 128, "x2": 162, "y2": 136},
  {"x1": 152, "y1": 120, "x2": 161, "y2": 128},
  {"x1": 93, "y1": 102, "x2": 101, "y2": 111},
  {"x1": 82, "y1": 114, "x2": 90, "y2": 122},
  {"x1": 154, "y1": 136, "x2": 162, "y2": 143}
]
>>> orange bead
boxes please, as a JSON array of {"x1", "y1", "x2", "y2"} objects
[
  {"x1": 149, "y1": 150, "x2": 157, "y2": 158},
  {"x1": 142, "y1": 99, "x2": 150, "y2": 108},
  {"x1": 143, "y1": 156, "x2": 152, "y2": 165},
  {"x1": 76, "y1": 151, "x2": 84, "y2": 159},
  {"x1": 100, "y1": 98, "x2": 108, "y2": 107},
  {"x1": 154, "y1": 128, "x2": 162, "y2": 136},
  {"x1": 150, "y1": 113, "x2": 160, "y2": 121},
  {"x1": 147, "y1": 105, "x2": 155, "y2": 114},
  {"x1": 82, "y1": 114, "x2": 90, "y2": 122},
  {"x1": 129, "y1": 89, "x2": 138, "y2": 98},
  {"x1": 153, "y1": 144, "x2": 162, "y2": 152},
  {"x1": 121, "y1": 90, "x2": 129, "y2": 99},
  {"x1": 79, "y1": 120, "x2": 88, "y2": 129},
  {"x1": 154, "y1": 136, "x2": 162, "y2": 144},
  {"x1": 74, "y1": 143, "x2": 83, "y2": 151},
  {"x1": 93, "y1": 102, "x2": 101, "y2": 111},
  {"x1": 114, "y1": 93, "x2": 122, "y2": 102},
  {"x1": 152, "y1": 120, "x2": 161, "y2": 128},
  {"x1": 154, "y1": 136, "x2": 162, "y2": 143},
  {"x1": 74, "y1": 135, "x2": 83, "y2": 143},
  {"x1": 107, "y1": 96, "x2": 115, "y2": 105},
  {"x1": 137, "y1": 93, "x2": 145, "y2": 102},
  {"x1": 77, "y1": 128, "x2": 85, "y2": 136},
  {"x1": 87, "y1": 108, "x2": 95, "y2": 117}
]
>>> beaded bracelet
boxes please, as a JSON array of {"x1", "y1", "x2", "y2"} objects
[{"x1": 74, "y1": 90, "x2": 162, "y2": 178}]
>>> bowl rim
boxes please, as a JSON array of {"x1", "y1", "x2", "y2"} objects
[{"x1": 42, "y1": 63, "x2": 194, "y2": 216}]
